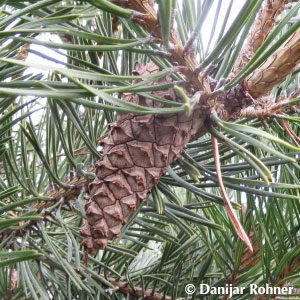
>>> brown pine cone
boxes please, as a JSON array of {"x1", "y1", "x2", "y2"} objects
[{"x1": 80, "y1": 63, "x2": 206, "y2": 253}]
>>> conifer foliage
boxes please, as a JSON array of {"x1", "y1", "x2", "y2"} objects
[{"x1": 1, "y1": 1, "x2": 300, "y2": 299}]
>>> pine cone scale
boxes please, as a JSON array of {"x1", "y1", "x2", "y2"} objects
[{"x1": 82, "y1": 64, "x2": 206, "y2": 253}]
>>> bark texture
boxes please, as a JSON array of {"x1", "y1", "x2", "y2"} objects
[
  {"x1": 232, "y1": 0, "x2": 294, "y2": 76},
  {"x1": 245, "y1": 27, "x2": 300, "y2": 98},
  {"x1": 81, "y1": 63, "x2": 206, "y2": 253}
]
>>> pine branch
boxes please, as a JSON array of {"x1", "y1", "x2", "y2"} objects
[
  {"x1": 237, "y1": 96, "x2": 298, "y2": 119},
  {"x1": 231, "y1": 0, "x2": 294, "y2": 76},
  {"x1": 3, "y1": 0, "x2": 300, "y2": 258},
  {"x1": 111, "y1": 0, "x2": 212, "y2": 92},
  {"x1": 0, "y1": 169, "x2": 94, "y2": 246},
  {"x1": 106, "y1": 277, "x2": 173, "y2": 300},
  {"x1": 40, "y1": 255, "x2": 175, "y2": 300},
  {"x1": 81, "y1": 62, "x2": 210, "y2": 253},
  {"x1": 244, "y1": 25, "x2": 300, "y2": 97},
  {"x1": 44, "y1": 1, "x2": 300, "y2": 253}
]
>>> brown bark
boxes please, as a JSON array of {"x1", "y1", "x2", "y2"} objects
[
  {"x1": 245, "y1": 27, "x2": 300, "y2": 98},
  {"x1": 232, "y1": 0, "x2": 293, "y2": 76},
  {"x1": 106, "y1": 276, "x2": 173, "y2": 300}
]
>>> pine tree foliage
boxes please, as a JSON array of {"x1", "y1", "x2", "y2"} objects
[{"x1": 1, "y1": 0, "x2": 300, "y2": 299}]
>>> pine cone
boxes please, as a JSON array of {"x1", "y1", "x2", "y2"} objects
[{"x1": 81, "y1": 63, "x2": 206, "y2": 253}]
